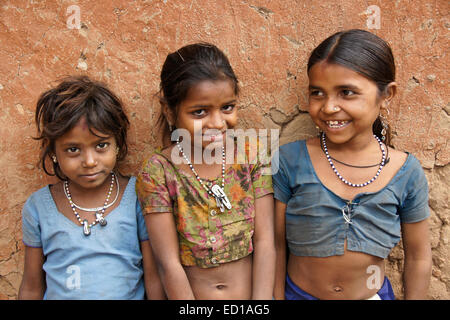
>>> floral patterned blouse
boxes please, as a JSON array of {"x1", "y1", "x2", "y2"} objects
[{"x1": 136, "y1": 140, "x2": 273, "y2": 268}]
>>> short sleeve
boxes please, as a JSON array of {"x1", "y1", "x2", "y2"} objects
[
  {"x1": 399, "y1": 158, "x2": 430, "y2": 223},
  {"x1": 136, "y1": 155, "x2": 173, "y2": 215},
  {"x1": 22, "y1": 197, "x2": 42, "y2": 248},
  {"x1": 271, "y1": 149, "x2": 292, "y2": 204},
  {"x1": 249, "y1": 140, "x2": 273, "y2": 199},
  {"x1": 135, "y1": 200, "x2": 149, "y2": 241}
]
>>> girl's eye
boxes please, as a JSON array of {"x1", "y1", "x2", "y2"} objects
[
  {"x1": 222, "y1": 104, "x2": 235, "y2": 112},
  {"x1": 66, "y1": 147, "x2": 79, "y2": 153},
  {"x1": 310, "y1": 90, "x2": 324, "y2": 97},
  {"x1": 192, "y1": 109, "x2": 206, "y2": 117},
  {"x1": 97, "y1": 142, "x2": 109, "y2": 149},
  {"x1": 96, "y1": 142, "x2": 110, "y2": 151},
  {"x1": 342, "y1": 89, "x2": 356, "y2": 96}
]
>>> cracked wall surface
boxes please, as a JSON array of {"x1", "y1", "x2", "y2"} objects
[{"x1": 0, "y1": 0, "x2": 448, "y2": 299}]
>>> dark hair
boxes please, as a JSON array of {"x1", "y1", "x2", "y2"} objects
[
  {"x1": 35, "y1": 75, "x2": 130, "y2": 180},
  {"x1": 307, "y1": 29, "x2": 395, "y2": 145},
  {"x1": 157, "y1": 42, "x2": 239, "y2": 146}
]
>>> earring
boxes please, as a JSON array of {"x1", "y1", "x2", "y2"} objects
[
  {"x1": 315, "y1": 125, "x2": 322, "y2": 136},
  {"x1": 169, "y1": 124, "x2": 174, "y2": 132},
  {"x1": 379, "y1": 109, "x2": 389, "y2": 142},
  {"x1": 51, "y1": 155, "x2": 57, "y2": 163},
  {"x1": 115, "y1": 147, "x2": 120, "y2": 155}
]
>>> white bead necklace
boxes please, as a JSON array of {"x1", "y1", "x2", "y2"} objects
[
  {"x1": 63, "y1": 174, "x2": 119, "y2": 212},
  {"x1": 321, "y1": 132, "x2": 386, "y2": 188},
  {"x1": 64, "y1": 172, "x2": 116, "y2": 236},
  {"x1": 176, "y1": 139, "x2": 232, "y2": 212}
]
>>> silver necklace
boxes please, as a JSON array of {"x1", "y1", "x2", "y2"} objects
[
  {"x1": 63, "y1": 173, "x2": 119, "y2": 211},
  {"x1": 321, "y1": 132, "x2": 386, "y2": 188},
  {"x1": 176, "y1": 139, "x2": 232, "y2": 212},
  {"x1": 64, "y1": 172, "x2": 116, "y2": 236}
]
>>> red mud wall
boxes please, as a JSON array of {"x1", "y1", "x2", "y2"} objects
[{"x1": 0, "y1": 0, "x2": 448, "y2": 299}]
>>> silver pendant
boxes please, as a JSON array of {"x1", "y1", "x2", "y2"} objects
[
  {"x1": 83, "y1": 219, "x2": 91, "y2": 236},
  {"x1": 215, "y1": 195, "x2": 225, "y2": 212},
  {"x1": 341, "y1": 207, "x2": 353, "y2": 224},
  {"x1": 211, "y1": 185, "x2": 232, "y2": 211},
  {"x1": 95, "y1": 212, "x2": 107, "y2": 226}
]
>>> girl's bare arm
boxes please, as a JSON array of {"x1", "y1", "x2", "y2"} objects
[
  {"x1": 18, "y1": 246, "x2": 46, "y2": 300},
  {"x1": 144, "y1": 212, "x2": 195, "y2": 299},
  {"x1": 401, "y1": 218, "x2": 432, "y2": 299},
  {"x1": 251, "y1": 193, "x2": 276, "y2": 299},
  {"x1": 273, "y1": 200, "x2": 287, "y2": 300}
]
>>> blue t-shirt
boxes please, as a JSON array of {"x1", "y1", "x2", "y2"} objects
[
  {"x1": 22, "y1": 176, "x2": 149, "y2": 300},
  {"x1": 272, "y1": 140, "x2": 430, "y2": 259}
]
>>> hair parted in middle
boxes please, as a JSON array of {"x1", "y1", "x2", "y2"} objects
[
  {"x1": 307, "y1": 29, "x2": 396, "y2": 145},
  {"x1": 157, "y1": 42, "x2": 239, "y2": 146},
  {"x1": 34, "y1": 75, "x2": 130, "y2": 180}
]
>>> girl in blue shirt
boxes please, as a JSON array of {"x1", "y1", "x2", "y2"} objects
[
  {"x1": 18, "y1": 76, "x2": 165, "y2": 299},
  {"x1": 273, "y1": 29, "x2": 432, "y2": 300}
]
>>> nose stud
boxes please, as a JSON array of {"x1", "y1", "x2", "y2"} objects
[{"x1": 333, "y1": 106, "x2": 341, "y2": 111}]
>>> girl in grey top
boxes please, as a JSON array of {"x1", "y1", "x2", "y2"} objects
[{"x1": 273, "y1": 29, "x2": 431, "y2": 300}]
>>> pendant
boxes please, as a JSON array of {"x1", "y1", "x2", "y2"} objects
[
  {"x1": 95, "y1": 212, "x2": 107, "y2": 227},
  {"x1": 211, "y1": 185, "x2": 232, "y2": 212},
  {"x1": 341, "y1": 207, "x2": 353, "y2": 224},
  {"x1": 83, "y1": 219, "x2": 91, "y2": 236},
  {"x1": 215, "y1": 195, "x2": 225, "y2": 212}
]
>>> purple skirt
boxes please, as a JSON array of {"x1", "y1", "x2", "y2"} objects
[{"x1": 285, "y1": 274, "x2": 395, "y2": 300}]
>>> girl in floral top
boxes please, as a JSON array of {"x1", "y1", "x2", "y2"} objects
[{"x1": 136, "y1": 43, "x2": 275, "y2": 299}]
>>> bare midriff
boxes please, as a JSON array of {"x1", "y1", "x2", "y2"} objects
[
  {"x1": 287, "y1": 242, "x2": 385, "y2": 300},
  {"x1": 184, "y1": 255, "x2": 252, "y2": 299}
]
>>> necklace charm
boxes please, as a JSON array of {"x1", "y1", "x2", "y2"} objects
[
  {"x1": 83, "y1": 219, "x2": 91, "y2": 236},
  {"x1": 176, "y1": 139, "x2": 232, "y2": 212},
  {"x1": 95, "y1": 212, "x2": 107, "y2": 226},
  {"x1": 341, "y1": 206, "x2": 353, "y2": 224},
  {"x1": 211, "y1": 185, "x2": 232, "y2": 212},
  {"x1": 64, "y1": 172, "x2": 116, "y2": 235}
]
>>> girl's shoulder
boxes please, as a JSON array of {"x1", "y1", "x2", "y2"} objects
[
  {"x1": 26, "y1": 183, "x2": 54, "y2": 205},
  {"x1": 280, "y1": 138, "x2": 308, "y2": 154},
  {"x1": 387, "y1": 146, "x2": 408, "y2": 164},
  {"x1": 23, "y1": 184, "x2": 57, "y2": 221},
  {"x1": 275, "y1": 139, "x2": 309, "y2": 166},
  {"x1": 140, "y1": 146, "x2": 173, "y2": 168},
  {"x1": 381, "y1": 147, "x2": 424, "y2": 179},
  {"x1": 138, "y1": 146, "x2": 179, "y2": 181}
]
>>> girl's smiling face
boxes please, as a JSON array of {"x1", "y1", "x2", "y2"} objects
[
  {"x1": 307, "y1": 62, "x2": 385, "y2": 146},
  {"x1": 171, "y1": 79, "x2": 238, "y2": 150},
  {"x1": 54, "y1": 116, "x2": 117, "y2": 191}
]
